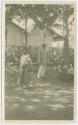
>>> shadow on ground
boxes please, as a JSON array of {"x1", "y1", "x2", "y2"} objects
[{"x1": 5, "y1": 64, "x2": 74, "y2": 120}]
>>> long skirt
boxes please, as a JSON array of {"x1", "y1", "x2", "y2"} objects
[
  {"x1": 18, "y1": 65, "x2": 30, "y2": 87},
  {"x1": 37, "y1": 64, "x2": 46, "y2": 79}
]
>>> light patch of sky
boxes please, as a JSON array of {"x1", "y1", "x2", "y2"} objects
[
  {"x1": 12, "y1": 18, "x2": 35, "y2": 33},
  {"x1": 52, "y1": 15, "x2": 74, "y2": 48},
  {"x1": 68, "y1": 15, "x2": 74, "y2": 48},
  {"x1": 52, "y1": 41, "x2": 64, "y2": 48},
  {"x1": 27, "y1": 19, "x2": 35, "y2": 32}
]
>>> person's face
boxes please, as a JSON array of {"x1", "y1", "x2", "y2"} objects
[{"x1": 23, "y1": 50, "x2": 26, "y2": 54}]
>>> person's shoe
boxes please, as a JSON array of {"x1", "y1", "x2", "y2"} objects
[
  {"x1": 22, "y1": 85, "x2": 31, "y2": 90},
  {"x1": 25, "y1": 85, "x2": 32, "y2": 90}
]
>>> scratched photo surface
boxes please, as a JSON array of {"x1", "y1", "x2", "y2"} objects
[{"x1": 5, "y1": 4, "x2": 75, "y2": 120}]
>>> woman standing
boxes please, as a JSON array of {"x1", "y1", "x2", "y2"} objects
[{"x1": 18, "y1": 48, "x2": 32, "y2": 89}]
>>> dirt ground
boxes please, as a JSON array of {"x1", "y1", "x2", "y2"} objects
[{"x1": 5, "y1": 64, "x2": 74, "y2": 120}]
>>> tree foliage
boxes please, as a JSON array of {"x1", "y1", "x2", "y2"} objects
[{"x1": 5, "y1": 4, "x2": 74, "y2": 58}]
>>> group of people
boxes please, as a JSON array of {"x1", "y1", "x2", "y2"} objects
[{"x1": 18, "y1": 43, "x2": 47, "y2": 89}]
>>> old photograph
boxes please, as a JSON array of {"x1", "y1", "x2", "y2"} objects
[{"x1": 3, "y1": 2, "x2": 75, "y2": 120}]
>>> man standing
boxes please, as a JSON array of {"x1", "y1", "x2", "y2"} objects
[{"x1": 37, "y1": 43, "x2": 47, "y2": 80}]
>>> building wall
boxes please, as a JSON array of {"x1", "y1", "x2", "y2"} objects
[
  {"x1": 7, "y1": 23, "x2": 25, "y2": 46},
  {"x1": 27, "y1": 28, "x2": 53, "y2": 47},
  {"x1": 7, "y1": 25, "x2": 53, "y2": 48}
]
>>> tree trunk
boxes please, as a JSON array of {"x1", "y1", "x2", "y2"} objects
[
  {"x1": 5, "y1": 29, "x2": 7, "y2": 51},
  {"x1": 5, "y1": 25, "x2": 9, "y2": 52},
  {"x1": 25, "y1": 17, "x2": 28, "y2": 52},
  {"x1": 41, "y1": 28, "x2": 46, "y2": 44},
  {"x1": 63, "y1": 6, "x2": 70, "y2": 65}
]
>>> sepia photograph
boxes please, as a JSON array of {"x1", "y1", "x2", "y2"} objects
[{"x1": 1, "y1": 1, "x2": 76, "y2": 121}]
